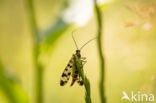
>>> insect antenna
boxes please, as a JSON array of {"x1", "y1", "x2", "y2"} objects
[
  {"x1": 80, "y1": 37, "x2": 97, "y2": 50},
  {"x1": 72, "y1": 30, "x2": 79, "y2": 49}
]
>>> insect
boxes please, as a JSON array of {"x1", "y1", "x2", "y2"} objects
[{"x1": 60, "y1": 32, "x2": 96, "y2": 86}]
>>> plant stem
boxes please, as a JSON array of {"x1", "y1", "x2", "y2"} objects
[
  {"x1": 26, "y1": 0, "x2": 43, "y2": 103},
  {"x1": 94, "y1": 0, "x2": 106, "y2": 103}
]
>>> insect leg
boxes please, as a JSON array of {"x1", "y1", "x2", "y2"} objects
[
  {"x1": 82, "y1": 60, "x2": 87, "y2": 65},
  {"x1": 81, "y1": 57, "x2": 86, "y2": 60},
  {"x1": 77, "y1": 74, "x2": 83, "y2": 86},
  {"x1": 80, "y1": 57, "x2": 87, "y2": 65}
]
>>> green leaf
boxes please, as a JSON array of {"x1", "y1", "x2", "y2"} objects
[
  {"x1": 0, "y1": 61, "x2": 29, "y2": 103},
  {"x1": 39, "y1": 0, "x2": 71, "y2": 53},
  {"x1": 40, "y1": 18, "x2": 71, "y2": 53},
  {"x1": 99, "y1": 0, "x2": 121, "y2": 9}
]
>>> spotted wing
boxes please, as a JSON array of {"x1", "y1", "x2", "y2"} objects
[{"x1": 60, "y1": 57, "x2": 73, "y2": 86}]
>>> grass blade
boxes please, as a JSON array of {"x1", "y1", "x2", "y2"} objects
[{"x1": 75, "y1": 55, "x2": 92, "y2": 103}]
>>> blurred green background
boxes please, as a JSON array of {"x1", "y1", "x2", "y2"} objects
[{"x1": 0, "y1": 0, "x2": 156, "y2": 103}]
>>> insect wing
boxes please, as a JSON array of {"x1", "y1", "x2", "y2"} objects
[{"x1": 60, "y1": 58, "x2": 73, "y2": 86}]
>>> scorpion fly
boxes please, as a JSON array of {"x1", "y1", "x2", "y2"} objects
[{"x1": 60, "y1": 31, "x2": 96, "y2": 86}]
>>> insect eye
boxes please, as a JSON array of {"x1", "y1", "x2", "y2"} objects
[{"x1": 76, "y1": 50, "x2": 80, "y2": 53}]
